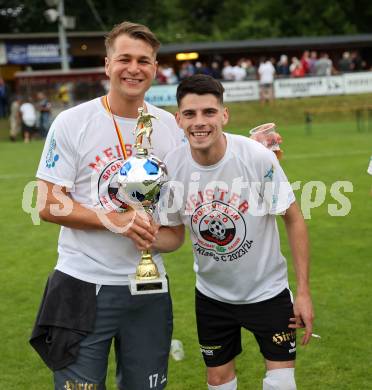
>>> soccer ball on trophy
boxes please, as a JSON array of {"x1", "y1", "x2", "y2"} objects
[{"x1": 116, "y1": 155, "x2": 167, "y2": 208}]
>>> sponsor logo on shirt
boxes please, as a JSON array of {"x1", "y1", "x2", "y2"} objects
[
  {"x1": 45, "y1": 131, "x2": 59, "y2": 168},
  {"x1": 96, "y1": 158, "x2": 129, "y2": 211},
  {"x1": 88, "y1": 145, "x2": 132, "y2": 211}
]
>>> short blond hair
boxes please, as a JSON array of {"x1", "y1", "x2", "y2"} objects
[{"x1": 105, "y1": 21, "x2": 160, "y2": 56}]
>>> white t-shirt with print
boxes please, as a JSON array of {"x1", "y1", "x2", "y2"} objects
[
  {"x1": 36, "y1": 97, "x2": 184, "y2": 285},
  {"x1": 160, "y1": 133, "x2": 295, "y2": 304}
]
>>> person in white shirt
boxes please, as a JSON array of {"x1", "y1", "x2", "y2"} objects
[
  {"x1": 232, "y1": 62, "x2": 246, "y2": 81},
  {"x1": 222, "y1": 60, "x2": 235, "y2": 81},
  {"x1": 151, "y1": 75, "x2": 313, "y2": 390},
  {"x1": 32, "y1": 21, "x2": 185, "y2": 390},
  {"x1": 258, "y1": 58, "x2": 276, "y2": 104},
  {"x1": 19, "y1": 97, "x2": 37, "y2": 143}
]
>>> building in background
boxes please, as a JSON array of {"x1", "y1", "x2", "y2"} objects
[{"x1": 1, "y1": 32, "x2": 372, "y2": 105}]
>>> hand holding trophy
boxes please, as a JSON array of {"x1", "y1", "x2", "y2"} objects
[{"x1": 117, "y1": 107, "x2": 168, "y2": 295}]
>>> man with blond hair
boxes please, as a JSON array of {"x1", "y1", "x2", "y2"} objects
[{"x1": 30, "y1": 21, "x2": 184, "y2": 390}]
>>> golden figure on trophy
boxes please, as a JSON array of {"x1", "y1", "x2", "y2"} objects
[{"x1": 133, "y1": 107, "x2": 158, "y2": 152}]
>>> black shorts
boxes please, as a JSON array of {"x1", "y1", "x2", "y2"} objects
[
  {"x1": 195, "y1": 288, "x2": 296, "y2": 367},
  {"x1": 22, "y1": 123, "x2": 36, "y2": 134}
]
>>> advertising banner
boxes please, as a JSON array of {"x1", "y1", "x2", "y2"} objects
[
  {"x1": 145, "y1": 84, "x2": 177, "y2": 106},
  {"x1": 344, "y1": 72, "x2": 372, "y2": 94},
  {"x1": 6, "y1": 43, "x2": 62, "y2": 64},
  {"x1": 222, "y1": 80, "x2": 260, "y2": 102},
  {"x1": 142, "y1": 72, "x2": 372, "y2": 106},
  {"x1": 275, "y1": 76, "x2": 344, "y2": 98}
]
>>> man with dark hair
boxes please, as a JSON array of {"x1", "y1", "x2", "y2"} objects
[
  {"x1": 31, "y1": 21, "x2": 184, "y2": 390},
  {"x1": 176, "y1": 73, "x2": 225, "y2": 105},
  {"x1": 152, "y1": 75, "x2": 314, "y2": 390}
]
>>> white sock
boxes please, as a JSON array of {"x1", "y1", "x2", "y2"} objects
[
  {"x1": 208, "y1": 376, "x2": 237, "y2": 390},
  {"x1": 263, "y1": 368, "x2": 296, "y2": 390}
]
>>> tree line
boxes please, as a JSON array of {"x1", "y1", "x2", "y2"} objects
[{"x1": 1, "y1": 0, "x2": 372, "y2": 42}]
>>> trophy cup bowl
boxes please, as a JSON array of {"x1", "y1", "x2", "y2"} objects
[{"x1": 116, "y1": 108, "x2": 168, "y2": 294}]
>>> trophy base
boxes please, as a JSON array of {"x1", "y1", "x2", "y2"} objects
[{"x1": 128, "y1": 272, "x2": 168, "y2": 295}]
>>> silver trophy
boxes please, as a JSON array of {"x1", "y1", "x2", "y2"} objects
[{"x1": 117, "y1": 107, "x2": 168, "y2": 295}]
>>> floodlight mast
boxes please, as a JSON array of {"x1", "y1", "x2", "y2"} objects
[
  {"x1": 58, "y1": 0, "x2": 69, "y2": 71},
  {"x1": 44, "y1": 0, "x2": 70, "y2": 71}
]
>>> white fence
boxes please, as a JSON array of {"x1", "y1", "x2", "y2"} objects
[{"x1": 145, "y1": 71, "x2": 372, "y2": 106}]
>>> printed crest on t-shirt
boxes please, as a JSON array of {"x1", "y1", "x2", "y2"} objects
[
  {"x1": 97, "y1": 158, "x2": 129, "y2": 211},
  {"x1": 88, "y1": 143, "x2": 133, "y2": 211},
  {"x1": 191, "y1": 200, "x2": 253, "y2": 262}
]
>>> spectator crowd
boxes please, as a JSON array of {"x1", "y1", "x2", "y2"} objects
[
  {"x1": 0, "y1": 49, "x2": 369, "y2": 140},
  {"x1": 154, "y1": 50, "x2": 368, "y2": 85}
]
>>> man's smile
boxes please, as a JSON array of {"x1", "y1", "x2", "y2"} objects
[
  {"x1": 190, "y1": 130, "x2": 212, "y2": 139},
  {"x1": 121, "y1": 77, "x2": 143, "y2": 85}
]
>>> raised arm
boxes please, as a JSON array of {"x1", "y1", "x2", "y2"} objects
[{"x1": 281, "y1": 201, "x2": 314, "y2": 345}]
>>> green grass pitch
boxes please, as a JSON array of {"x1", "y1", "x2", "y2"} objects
[{"x1": 0, "y1": 94, "x2": 371, "y2": 389}]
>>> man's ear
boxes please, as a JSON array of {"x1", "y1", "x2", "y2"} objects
[
  {"x1": 222, "y1": 106, "x2": 229, "y2": 126},
  {"x1": 175, "y1": 111, "x2": 181, "y2": 126},
  {"x1": 104, "y1": 57, "x2": 110, "y2": 77},
  {"x1": 154, "y1": 61, "x2": 158, "y2": 78}
]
